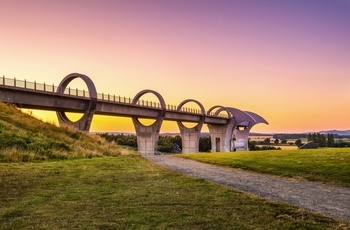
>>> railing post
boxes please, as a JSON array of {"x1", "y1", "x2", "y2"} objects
[
  {"x1": 2, "y1": 76, "x2": 4, "y2": 85},
  {"x1": 34, "y1": 81, "x2": 36, "y2": 91},
  {"x1": 113, "y1": 95, "x2": 116, "y2": 102},
  {"x1": 53, "y1": 84, "x2": 55, "y2": 93},
  {"x1": 108, "y1": 94, "x2": 110, "y2": 101},
  {"x1": 44, "y1": 83, "x2": 46, "y2": 91},
  {"x1": 76, "y1": 88, "x2": 78, "y2": 96},
  {"x1": 14, "y1": 78, "x2": 16, "y2": 87},
  {"x1": 24, "y1": 79, "x2": 27, "y2": 88},
  {"x1": 83, "y1": 89, "x2": 85, "y2": 97}
]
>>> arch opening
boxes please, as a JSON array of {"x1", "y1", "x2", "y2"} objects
[
  {"x1": 64, "y1": 112, "x2": 84, "y2": 122},
  {"x1": 132, "y1": 89, "x2": 166, "y2": 127},
  {"x1": 56, "y1": 73, "x2": 97, "y2": 131},
  {"x1": 59, "y1": 77, "x2": 88, "y2": 122},
  {"x1": 207, "y1": 105, "x2": 232, "y2": 119},
  {"x1": 177, "y1": 99, "x2": 205, "y2": 129}
]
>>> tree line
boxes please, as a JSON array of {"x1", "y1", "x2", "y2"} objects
[
  {"x1": 100, "y1": 133, "x2": 277, "y2": 153},
  {"x1": 98, "y1": 133, "x2": 212, "y2": 153},
  {"x1": 99, "y1": 132, "x2": 349, "y2": 153},
  {"x1": 307, "y1": 133, "x2": 335, "y2": 147}
]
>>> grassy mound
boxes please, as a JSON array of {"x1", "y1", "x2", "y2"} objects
[{"x1": 0, "y1": 102, "x2": 125, "y2": 162}]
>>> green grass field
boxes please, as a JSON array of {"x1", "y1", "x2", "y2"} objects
[
  {"x1": 1, "y1": 102, "x2": 350, "y2": 228},
  {"x1": 1, "y1": 156, "x2": 348, "y2": 229},
  {"x1": 179, "y1": 148, "x2": 350, "y2": 187}
]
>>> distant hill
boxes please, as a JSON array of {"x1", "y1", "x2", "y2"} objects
[{"x1": 319, "y1": 130, "x2": 350, "y2": 136}]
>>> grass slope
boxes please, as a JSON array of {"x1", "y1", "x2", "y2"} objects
[
  {"x1": 0, "y1": 102, "x2": 123, "y2": 162},
  {"x1": 179, "y1": 149, "x2": 350, "y2": 186}
]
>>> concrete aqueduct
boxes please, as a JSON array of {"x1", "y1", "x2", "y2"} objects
[{"x1": 0, "y1": 73, "x2": 268, "y2": 156}]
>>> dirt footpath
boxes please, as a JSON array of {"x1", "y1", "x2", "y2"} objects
[{"x1": 145, "y1": 155, "x2": 350, "y2": 221}]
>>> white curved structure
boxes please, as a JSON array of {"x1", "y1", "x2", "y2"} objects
[{"x1": 208, "y1": 107, "x2": 268, "y2": 152}]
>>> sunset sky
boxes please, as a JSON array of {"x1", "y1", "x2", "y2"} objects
[{"x1": 1, "y1": 0, "x2": 349, "y2": 134}]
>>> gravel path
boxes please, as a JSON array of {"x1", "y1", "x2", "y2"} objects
[{"x1": 145, "y1": 155, "x2": 350, "y2": 221}]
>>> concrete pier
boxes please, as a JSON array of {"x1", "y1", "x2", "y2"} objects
[
  {"x1": 132, "y1": 90, "x2": 166, "y2": 156},
  {"x1": 177, "y1": 99, "x2": 205, "y2": 153}
]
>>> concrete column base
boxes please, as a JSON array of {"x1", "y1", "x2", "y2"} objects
[
  {"x1": 57, "y1": 110, "x2": 94, "y2": 132},
  {"x1": 178, "y1": 123, "x2": 203, "y2": 154},
  {"x1": 176, "y1": 99, "x2": 205, "y2": 154},
  {"x1": 132, "y1": 118, "x2": 163, "y2": 156},
  {"x1": 207, "y1": 123, "x2": 234, "y2": 152}
]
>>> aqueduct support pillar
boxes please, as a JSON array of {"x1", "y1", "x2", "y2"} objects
[
  {"x1": 132, "y1": 90, "x2": 166, "y2": 156},
  {"x1": 177, "y1": 99, "x2": 205, "y2": 153},
  {"x1": 207, "y1": 106, "x2": 234, "y2": 152},
  {"x1": 208, "y1": 123, "x2": 234, "y2": 152},
  {"x1": 132, "y1": 119, "x2": 164, "y2": 156},
  {"x1": 56, "y1": 73, "x2": 97, "y2": 132}
]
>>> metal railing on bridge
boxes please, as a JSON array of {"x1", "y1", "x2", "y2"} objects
[{"x1": 1, "y1": 76, "x2": 228, "y2": 118}]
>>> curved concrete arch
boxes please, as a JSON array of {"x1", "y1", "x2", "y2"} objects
[
  {"x1": 207, "y1": 105, "x2": 233, "y2": 119},
  {"x1": 56, "y1": 73, "x2": 97, "y2": 131},
  {"x1": 56, "y1": 73, "x2": 97, "y2": 99},
  {"x1": 131, "y1": 89, "x2": 166, "y2": 156},
  {"x1": 177, "y1": 99, "x2": 205, "y2": 114},
  {"x1": 207, "y1": 106, "x2": 235, "y2": 152},
  {"x1": 131, "y1": 89, "x2": 166, "y2": 127},
  {"x1": 225, "y1": 107, "x2": 255, "y2": 126},
  {"x1": 132, "y1": 89, "x2": 166, "y2": 108},
  {"x1": 225, "y1": 107, "x2": 269, "y2": 151},
  {"x1": 176, "y1": 99, "x2": 206, "y2": 153},
  {"x1": 177, "y1": 99, "x2": 206, "y2": 129},
  {"x1": 244, "y1": 111, "x2": 269, "y2": 125}
]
